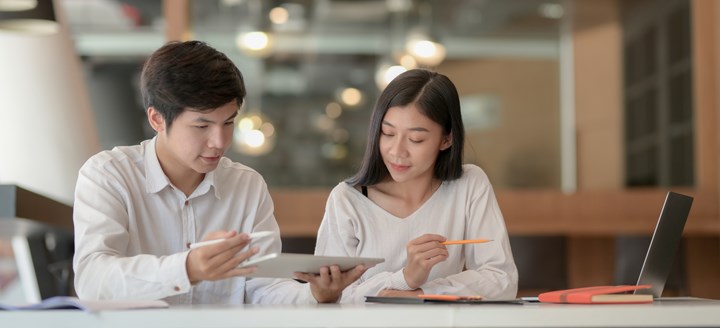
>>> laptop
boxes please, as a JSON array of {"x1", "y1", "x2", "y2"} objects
[{"x1": 634, "y1": 191, "x2": 693, "y2": 298}]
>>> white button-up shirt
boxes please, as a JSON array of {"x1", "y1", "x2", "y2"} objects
[{"x1": 73, "y1": 137, "x2": 313, "y2": 304}]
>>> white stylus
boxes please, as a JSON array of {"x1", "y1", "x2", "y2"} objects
[{"x1": 189, "y1": 231, "x2": 275, "y2": 249}]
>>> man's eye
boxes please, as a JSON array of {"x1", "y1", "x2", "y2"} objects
[
  {"x1": 224, "y1": 121, "x2": 234, "y2": 126},
  {"x1": 194, "y1": 126, "x2": 208, "y2": 129}
]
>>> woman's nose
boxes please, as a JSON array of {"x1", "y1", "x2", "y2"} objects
[{"x1": 389, "y1": 139, "x2": 407, "y2": 157}]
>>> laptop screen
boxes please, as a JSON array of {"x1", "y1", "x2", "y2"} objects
[{"x1": 634, "y1": 192, "x2": 693, "y2": 298}]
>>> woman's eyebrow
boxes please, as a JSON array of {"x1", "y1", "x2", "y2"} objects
[{"x1": 382, "y1": 121, "x2": 429, "y2": 132}]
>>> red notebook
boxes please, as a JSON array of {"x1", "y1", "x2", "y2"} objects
[{"x1": 538, "y1": 285, "x2": 653, "y2": 304}]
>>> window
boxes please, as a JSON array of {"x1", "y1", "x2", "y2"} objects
[{"x1": 623, "y1": 0, "x2": 693, "y2": 187}]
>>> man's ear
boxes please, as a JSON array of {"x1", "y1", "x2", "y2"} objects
[
  {"x1": 147, "y1": 107, "x2": 165, "y2": 133},
  {"x1": 440, "y1": 133, "x2": 452, "y2": 151}
]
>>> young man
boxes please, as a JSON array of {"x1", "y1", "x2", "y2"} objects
[{"x1": 72, "y1": 41, "x2": 365, "y2": 304}]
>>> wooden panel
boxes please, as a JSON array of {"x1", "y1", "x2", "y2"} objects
[
  {"x1": 692, "y1": 0, "x2": 719, "y2": 191},
  {"x1": 573, "y1": 0, "x2": 624, "y2": 189},
  {"x1": 567, "y1": 237, "x2": 615, "y2": 288},
  {"x1": 271, "y1": 189, "x2": 720, "y2": 236},
  {"x1": 499, "y1": 189, "x2": 720, "y2": 235},
  {"x1": 270, "y1": 189, "x2": 329, "y2": 237},
  {"x1": 163, "y1": 0, "x2": 190, "y2": 42},
  {"x1": 685, "y1": 236, "x2": 720, "y2": 298},
  {"x1": 0, "y1": 184, "x2": 73, "y2": 231}
]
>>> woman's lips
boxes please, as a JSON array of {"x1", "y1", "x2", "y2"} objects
[
  {"x1": 201, "y1": 156, "x2": 220, "y2": 163},
  {"x1": 389, "y1": 163, "x2": 410, "y2": 172}
]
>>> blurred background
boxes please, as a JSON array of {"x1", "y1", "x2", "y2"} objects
[
  {"x1": 68, "y1": 0, "x2": 566, "y2": 190},
  {"x1": 1, "y1": 0, "x2": 719, "y2": 302}
]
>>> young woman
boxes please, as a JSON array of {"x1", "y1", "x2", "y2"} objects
[{"x1": 315, "y1": 69, "x2": 518, "y2": 303}]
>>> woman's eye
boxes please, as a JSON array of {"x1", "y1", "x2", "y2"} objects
[
  {"x1": 381, "y1": 131, "x2": 394, "y2": 136},
  {"x1": 224, "y1": 121, "x2": 234, "y2": 126},
  {"x1": 410, "y1": 139, "x2": 424, "y2": 144},
  {"x1": 194, "y1": 126, "x2": 209, "y2": 129}
]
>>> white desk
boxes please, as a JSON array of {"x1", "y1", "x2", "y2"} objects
[{"x1": 3, "y1": 299, "x2": 720, "y2": 328}]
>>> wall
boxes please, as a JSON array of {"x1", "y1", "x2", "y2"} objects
[{"x1": 441, "y1": 59, "x2": 561, "y2": 189}]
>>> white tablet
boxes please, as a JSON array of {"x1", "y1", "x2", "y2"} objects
[{"x1": 239, "y1": 253, "x2": 384, "y2": 279}]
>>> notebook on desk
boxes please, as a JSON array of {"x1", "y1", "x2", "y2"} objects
[{"x1": 633, "y1": 191, "x2": 693, "y2": 299}]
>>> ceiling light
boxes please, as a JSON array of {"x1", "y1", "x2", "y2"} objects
[
  {"x1": 260, "y1": 122, "x2": 275, "y2": 137},
  {"x1": 269, "y1": 6, "x2": 289, "y2": 25},
  {"x1": 405, "y1": 29, "x2": 446, "y2": 67},
  {"x1": 0, "y1": 0, "x2": 58, "y2": 34},
  {"x1": 235, "y1": 30, "x2": 273, "y2": 57},
  {"x1": 220, "y1": 0, "x2": 243, "y2": 7},
  {"x1": 538, "y1": 3, "x2": 564, "y2": 19},
  {"x1": 406, "y1": 39, "x2": 446, "y2": 67},
  {"x1": 325, "y1": 102, "x2": 343, "y2": 119},
  {"x1": 0, "y1": 0, "x2": 36, "y2": 11},
  {"x1": 375, "y1": 63, "x2": 406, "y2": 90},
  {"x1": 314, "y1": 113, "x2": 335, "y2": 132},
  {"x1": 386, "y1": 0, "x2": 412, "y2": 13},
  {"x1": 339, "y1": 87, "x2": 363, "y2": 107},
  {"x1": 398, "y1": 54, "x2": 417, "y2": 69},
  {"x1": 233, "y1": 112, "x2": 275, "y2": 156}
]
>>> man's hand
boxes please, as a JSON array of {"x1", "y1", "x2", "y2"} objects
[
  {"x1": 186, "y1": 230, "x2": 258, "y2": 284},
  {"x1": 293, "y1": 264, "x2": 367, "y2": 303},
  {"x1": 403, "y1": 234, "x2": 448, "y2": 289}
]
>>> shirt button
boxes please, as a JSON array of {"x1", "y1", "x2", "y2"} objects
[
  {"x1": 184, "y1": 200, "x2": 189, "y2": 206},
  {"x1": 174, "y1": 286, "x2": 180, "y2": 292}
]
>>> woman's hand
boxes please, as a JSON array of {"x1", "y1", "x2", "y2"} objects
[
  {"x1": 294, "y1": 264, "x2": 367, "y2": 303},
  {"x1": 377, "y1": 288, "x2": 424, "y2": 298},
  {"x1": 403, "y1": 234, "x2": 448, "y2": 289},
  {"x1": 186, "y1": 230, "x2": 258, "y2": 284}
]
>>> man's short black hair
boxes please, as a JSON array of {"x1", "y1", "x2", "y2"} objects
[{"x1": 140, "y1": 40, "x2": 246, "y2": 131}]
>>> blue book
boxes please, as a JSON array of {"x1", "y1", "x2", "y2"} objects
[{"x1": 0, "y1": 296, "x2": 168, "y2": 312}]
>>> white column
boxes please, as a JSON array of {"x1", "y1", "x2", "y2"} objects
[{"x1": 559, "y1": 0, "x2": 577, "y2": 193}]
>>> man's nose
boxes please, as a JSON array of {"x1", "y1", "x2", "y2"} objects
[{"x1": 208, "y1": 126, "x2": 229, "y2": 149}]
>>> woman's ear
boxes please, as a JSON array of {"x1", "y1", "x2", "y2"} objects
[
  {"x1": 147, "y1": 107, "x2": 165, "y2": 133},
  {"x1": 440, "y1": 133, "x2": 452, "y2": 151}
]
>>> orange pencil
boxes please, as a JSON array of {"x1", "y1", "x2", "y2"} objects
[
  {"x1": 440, "y1": 239, "x2": 493, "y2": 245},
  {"x1": 419, "y1": 294, "x2": 461, "y2": 301}
]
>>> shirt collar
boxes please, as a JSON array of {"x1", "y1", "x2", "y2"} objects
[
  {"x1": 195, "y1": 169, "x2": 221, "y2": 200},
  {"x1": 144, "y1": 137, "x2": 171, "y2": 194}
]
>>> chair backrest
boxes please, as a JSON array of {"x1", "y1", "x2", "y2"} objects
[
  {"x1": 2, "y1": 217, "x2": 74, "y2": 302},
  {"x1": 510, "y1": 235, "x2": 567, "y2": 292}
]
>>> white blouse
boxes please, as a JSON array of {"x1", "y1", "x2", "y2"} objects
[
  {"x1": 73, "y1": 137, "x2": 313, "y2": 304},
  {"x1": 316, "y1": 164, "x2": 518, "y2": 303}
]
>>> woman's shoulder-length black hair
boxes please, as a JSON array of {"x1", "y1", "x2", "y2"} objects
[{"x1": 347, "y1": 68, "x2": 465, "y2": 187}]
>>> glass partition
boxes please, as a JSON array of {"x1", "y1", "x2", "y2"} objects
[
  {"x1": 61, "y1": 0, "x2": 699, "y2": 190},
  {"x1": 189, "y1": 0, "x2": 563, "y2": 188}
]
